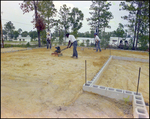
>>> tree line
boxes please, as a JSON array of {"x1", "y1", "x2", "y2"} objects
[{"x1": 2, "y1": 0, "x2": 149, "y2": 50}]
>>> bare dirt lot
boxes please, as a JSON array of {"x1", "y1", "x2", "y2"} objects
[{"x1": 1, "y1": 46, "x2": 149, "y2": 118}]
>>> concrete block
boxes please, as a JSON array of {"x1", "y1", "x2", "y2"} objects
[
  {"x1": 106, "y1": 87, "x2": 116, "y2": 99},
  {"x1": 134, "y1": 107, "x2": 149, "y2": 118},
  {"x1": 133, "y1": 92, "x2": 142, "y2": 96},
  {"x1": 91, "y1": 85, "x2": 99, "y2": 93},
  {"x1": 83, "y1": 83, "x2": 92, "y2": 92},
  {"x1": 93, "y1": 56, "x2": 112, "y2": 84},
  {"x1": 123, "y1": 90, "x2": 134, "y2": 102},
  {"x1": 115, "y1": 89, "x2": 124, "y2": 101},
  {"x1": 133, "y1": 95, "x2": 146, "y2": 113},
  {"x1": 91, "y1": 85, "x2": 107, "y2": 96},
  {"x1": 98, "y1": 86, "x2": 107, "y2": 96},
  {"x1": 133, "y1": 98, "x2": 145, "y2": 108},
  {"x1": 112, "y1": 56, "x2": 121, "y2": 60},
  {"x1": 87, "y1": 81, "x2": 93, "y2": 84}
]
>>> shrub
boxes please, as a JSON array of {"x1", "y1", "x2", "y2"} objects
[
  {"x1": 26, "y1": 42, "x2": 30, "y2": 47},
  {"x1": 80, "y1": 43, "x2": 85, "y2": 46}
]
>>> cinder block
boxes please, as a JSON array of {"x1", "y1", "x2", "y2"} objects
[
  {"x1": 93, "y1": 56, "x2": 112, "y2": 84},
  {"x1": 91, "y1": 77, "x2": 95, "y2": 81},
  {"x1": 90, "y1": 85, "x2": 107, "y2": 97},
  {"x1": 115, "y1": 89, "x2": 124, "y2": 101},
  {"x1": 133, "y1": 98, "x2": 145, "y2": 108},
  {"x1": 106, "y1": 87, "x2": 116, "y2": 99},
  {"x1": 83, "y1": 83, "x2": 92, "y2": 92},
  {"x1": 91, "y1": 85, "x2": 99, "y2": 94},
  {"x1": 123, "y1": 90, "x2": 134, "y2": 102},
  {"x1": 87, "y1": 81, "x2": 93, "y2": 84},
  {"x1": 134, "y1": 107, "x2": 149, "y2": 118},
  {"x1": 133, "y1": 92, "x2": 142, "y2": 96},
  {"x1": 133, "y1": 95, "x2": 146, "y2": 112},
  {"x1": 98, "y1": 86, "x2": 107, "y2": 96}
]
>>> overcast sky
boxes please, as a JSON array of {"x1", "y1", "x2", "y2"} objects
[{"x1": 1, "y1": 1, "x2": 129, "y2": 33}]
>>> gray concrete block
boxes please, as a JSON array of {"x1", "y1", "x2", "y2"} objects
[
  {"x1": 90, "y1": 85, "x2": 106, "y2": 96},
  {"x1": 106, "y1": 87, "x2": 116, "y2": 99},
  {"x1": 83, "y1": 83, "x2": 92, "y2": 92},
  {"x1": 123, "y1": 90, "x2": 134, "y2": 102},
  {"x1": 115, "y1": 89, "x2": 124, "y2": 101},
  {"x1": 133, "y1": 95, "x2": 145, "y2": 110},
  {"x1": 87, "y1": 81, "x2": 93, "y2": 84},
  {"x1": 134, "y1": 107, "x2": 149, "y2": 118}
]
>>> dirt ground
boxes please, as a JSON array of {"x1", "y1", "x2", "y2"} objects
[
  {"x1": 1, "y1": 46, "x2": 149, "y2": 118},
  {"x1": 95, "y1": 60, "x2": 149, "y2": 103},
  {"x1": 1, "y1": 47, "x2": 27, "y2": 52}
]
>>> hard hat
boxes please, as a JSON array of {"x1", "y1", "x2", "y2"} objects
[{"x1": 94, "y1": 33, "x2": 97, "y2": 35}]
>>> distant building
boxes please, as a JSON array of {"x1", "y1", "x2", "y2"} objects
[
  {"x1": 109, "y1": 37, "x2": 131, "y2": 46},
  {"x1": 16, "y1": 35, "x2": 31, "y2": 42},
  {"x1": 54, "y1": 37, "x2": 95, "y2": 46}
]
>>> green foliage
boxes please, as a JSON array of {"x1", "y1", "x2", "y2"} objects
[
  {"x1": 101, "y1": 39, "x2": 107, "y2": 49},
  {"x1": 120, "y1": 1, "x2": 149, "y2": 49},
  {"x1": 20, "y1": 1, "x2": 45, "y2": 47},
  {"x1": 18, "y1": 28, "x2": 22, "y2": 34},
  {"x1": 26, "y1": 42, "x2": 30, "y2": 47},
  {"x1": 40, "y1": 30, "x2": 46, "y2": 44},
  {"x1": 4, "y1": 43, "x2": 38, "y2": 48},
  {"x1": 21, "y1": 31, "x2": 29, "y2": 37},
  {"x1": 13, "y1": 31, "x2": 19, "y2": 40},
  {"x1": 86, "y1": 39, "x2": 90, "y2": 47},
  {"x1": 4, "y1": 21, "x2": 15, "y2": 39},
  {"x1": 80, "y1": 42, "x2": 85, "y2": 46},
  {"x1": 51, "y1": 37, "x2": 55, "y2": 43},
  {"x1": 54, "y1": 42, "x2": 57, "y2": 46},
  {"x1": 59, "y1": 36, "x2": 64, "y2": 45},
  {"x1": 4, "y1": 44, "x2": 12, "y2": 48},
  {"x1": 38, "y1": 1, "x2": 57, "y2": 30},
  {"x1": 113, "y1": 23, "x2": 125, "y2": 38},
  {"x1": 58, "y1": 4, "x2": 71, "y2": 36},
  {"x1": 69, "y1": 7, "x2": 84, "y2": 37},
  {"x1": 62, "y1": 42, "x2": 67, "y2": 46},
  {"x1": 29, "y1": 30, "x2": 38, "y2": 39},
  {"x1": 2, "y1": 29, "x2": 7, "y2": 35},
  {"x1": 90, "y1": 43, "x2": 95, "y2": 47},
  {"x1": 70, "y1": 30, "x2": 78, "y2": 38},
  {"x1": 87, "y1": 1, "x2": 113, "y2": 36}
]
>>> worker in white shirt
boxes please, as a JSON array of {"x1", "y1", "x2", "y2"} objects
[
  {"x1": 66, "y1": 33, "x2": 78, "y2": 59},
  {"x1": 46, "y1": 30, "x2": 52, "y2": 49},
  {"x1": 94, "y1": 33, "x2": 101, "y2": 52}
]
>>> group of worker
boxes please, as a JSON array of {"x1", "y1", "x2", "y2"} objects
[{"x1": 46, "y1": 30, "x2": 101, "y2": 59}]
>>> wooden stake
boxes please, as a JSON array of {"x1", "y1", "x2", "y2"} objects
[
  {"x1": 85, "y1": 60, "x2": 87, "y2": 84},
  {"x1": 136, "y1": 67, "x2": 141, "y2": 95}
]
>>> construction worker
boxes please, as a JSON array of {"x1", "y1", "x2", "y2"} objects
[
  {"x1": 46, "y1": 30, "x2": 52, "y2": 49},
  {"x1": 66, "y1": 33, "x2": 78, "y2": 59},
  {"x1": 94, "y1": 33, "x2": 101, "y2": 52}
]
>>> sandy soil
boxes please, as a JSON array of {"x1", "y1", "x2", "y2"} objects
[
  {"x1": 1, "y1": 46, "x2": 149, "y2": 118},
  {"x1": 95, "y1": 59, "x2": 149, "y2": 104}
]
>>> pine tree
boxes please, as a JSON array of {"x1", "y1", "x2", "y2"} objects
[{"x1": 87, "y1": 1, "x2": 113, "y2": 38}]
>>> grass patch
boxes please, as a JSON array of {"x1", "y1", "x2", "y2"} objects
[{"x1": 4, "y1": 41, "x2": 27, "y2": 43}]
